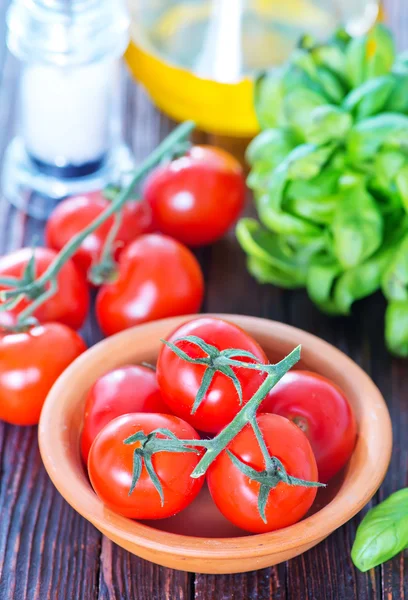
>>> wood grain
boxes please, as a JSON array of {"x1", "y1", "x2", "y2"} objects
[{"x1": 0, "y1": 0, "x2": 408, "y2": 598}]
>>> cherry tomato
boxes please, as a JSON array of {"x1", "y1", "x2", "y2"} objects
[
  {"x1": 0, "y1": 323, "x2": 86, "y2": 426},
  {"x1": 88, "y1": 413, "x2": 204, "y2": 519},
  {"x1": 81, "y1": 365, "x2": 170, "y2": 463},
  {"x1": 143, "y1": 146, "x2": 246, "y2": 246},
  {"x1": 0, "y1": 247, "x2": 89, "y2": 330},
  {"x1": 45, "y1": 191, "x2": 153, "y2": 276},
  {"x1": 207, "y1": 413, "x2": 319, "y2": 533},
  {"x1": 261, "y1": 371, "x2": 357, "y2": 482},
  {"x1": 157, "y1": 317, "x2": 268, "y2": 434},
  {"x1": 96, "y1": 234, "x2": 204, "y2": 336}
]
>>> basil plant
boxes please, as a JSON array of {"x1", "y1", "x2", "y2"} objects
[{"x1": 237, "y1": 24, "x2": 408, "y2": 356}]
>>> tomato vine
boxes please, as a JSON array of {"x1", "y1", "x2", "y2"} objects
[{"x1": 0, "y1": 121, "x2": 196, "y2": 328}]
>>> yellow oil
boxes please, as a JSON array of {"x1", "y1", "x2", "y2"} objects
[{"x1": 126, "y1": 0, "x2": 381, "y2": 136}]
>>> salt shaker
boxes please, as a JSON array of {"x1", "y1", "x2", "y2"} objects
[{"x1": 2, "y1": 0, "x2": 134, "y2": 219}]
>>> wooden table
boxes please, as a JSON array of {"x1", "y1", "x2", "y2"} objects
[{"x1": 1, "y1": 1, "x2": 408, "y2": 598}]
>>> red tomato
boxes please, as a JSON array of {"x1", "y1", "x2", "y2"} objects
[
  {"x1": 88, "y1": 413, "x2": 204, "y2": 519},
  {"x1": 261, "y1": 371, "x2": 357, "y2": 482},
  {"x1": 157, "y1": 317, "x2": 268, "y2": 434},
  {"x1": 0, "y1": 247, "x2": 89, "y2": 330},
  {"x1": 143, "y1": 146, "x2": 246, "y2": 246},
  {"x1": 0, "y1": 323, "x2": 86, "y2": 426},
  {"x1": 96, "y1": 234, "x2": 204, "y2": 336},
  {"x1": 207, "y1": 413, "x2": 319, "y2": 533},
  {"x1": 81, "y1": 365, "x2": 170, "y2": 463},
  {"x1": 45, "y1": 191, "x2": 153, "y2": 275}
]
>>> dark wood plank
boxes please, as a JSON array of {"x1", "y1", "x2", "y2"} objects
[{"x1": 98, "y1": 538, "x2": 191, "y2": 600}]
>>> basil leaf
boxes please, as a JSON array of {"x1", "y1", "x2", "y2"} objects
[
  {"x1": 382, "y1": 235, "x2": 408, "y2": 301},
  {"x1": 236, "y1": 219, "x2": 324, "y2": 289},
  {"x1": 385, "y1": 72, "x2": 408, "y2": 113},
  {"x1": 385, "y1": 301, "x2": 408, "y2": 356},
  {"x1": 285, "y1": 143, "x2": 336, "y2": 181},
  {"x1": 352, "y1": 489, "x2": 408, "y2": 571},
  {"x1": 343, "y1": 75, "x2": 395, "y2": 120},
  {"x1": 258, "y1": 195, "x2": 321, "y2": 237},
  {"x1": 332, "y1": 184, "x2": 383, "y2": 268},
  {"x1": 254, "y1": 70, "x2": 286, "y2": 129},
  {"x1": 286, "y1": 168, "x2": 342, "y2": 225},
  {"x1": 284, "y1": 89, "x2": 327, "y2": 137},
  {"x1": 311, "y1": 44, "x2": 348, "y2": 84},
  {"x1": 346, "y1": 25, "x2": 395, "y2": 88},
  {"x1": 347, "y1": 114, "x2": 408, "y2": 163},
  {"x1": 307, "y1": 244, "x2": 393, "y2": 316},
  {"x1": 246, "y1": 129, "x2": 296, "y2": 169},
  {"x1": 304, "y1": 105, "x2": 352, "y2": 145},
  {"x1": 396, "y1": 164, "x2": 408, "y2": 212},
  {"x1": 316, "y1": 67, "x2": 346, "y2": 103},
  {"x1": 307, "y1": 258, "x2": 344, "y2": 315}
]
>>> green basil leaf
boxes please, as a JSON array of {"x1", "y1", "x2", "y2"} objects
[
  {"x1": 382, "y1": 235, "x2": 408, "y2": 301},
  {"x1": 286, "y1": 167, "x2": 342, "y2": 224},
  {"x1": 385, "y1": 72, "x2": 408, "y2": 113},
  {"x1": 285, "y1": 143, "x2": 336, "y2": 181},
  {"x1": 237, "y1": 219, "x2": 325, "y2": 289},
  {"x1": 396, "y1": 164, "x2": 408, "y2": 212},
  {"x1": 343, "y1": 75, "x2": 395, "y2": 120},
  {"x1": 346, "y1": 25, "x2": 395, "y2": 88},
  {"x1": 258, "y1": 195, "x2": 321, "y2": 237},
  {"x1": 352, "y1": 488, "x2": 408, "y2": 571},
  {"x1": 332, "y1": 184, "x2": 383, "y2": 268},
  {"x1": 347, "y1": 113, "x2": 408, "y2": 163},
  {"x1": 316, "y1": 66, "x2": 346, "y2": 103},
  {"x1": 304, "y1": 105, "x2": 352, "y2": 145},
  {"x1": 311, "y1": 44, "x2": 348, "y2": 85},
  {"x1": 333, "y1": 249, "x2": 392, "y2": 314},
  {"x1": 385, "y1": 301, "x2": 408, "y2": 356},
  {"x1": 246, "y1": 129, "x2": 296, "y2": 169},
  {"x1": 254, "y1": 70, "x2": 286, "y2": 129},
  {"x1": 307, "y1": 258, "x2": 344, "y2": 315},
  {"x1": 246, "y1": 255, "x2": 304, "y2": 289},
  {"x1": 308, "y1": 242, "x2": 396, "y2": 316},
  {"x1": 284, "y1": 89, "x2": 327, "y2": 137}
]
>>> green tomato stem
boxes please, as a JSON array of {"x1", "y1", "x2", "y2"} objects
[
  {"x1": 190, "y1": 345, "x2": 301, "y2": 478},
  {"x1": 0, "y1": 121, "x2": 195, "y2": 325}
]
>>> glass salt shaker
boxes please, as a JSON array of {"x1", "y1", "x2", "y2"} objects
[{"x1": 1, "y1": 0, "x2": 134, "y2": 219}]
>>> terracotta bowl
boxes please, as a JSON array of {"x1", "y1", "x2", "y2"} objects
[{"x1": 39, "y1": 314, "x2": 392, "y2": 574}]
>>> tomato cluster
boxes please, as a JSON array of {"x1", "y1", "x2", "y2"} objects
[
  {"x1": 0, "y1": 146, "x2": 244, "y2": 426},
  {"x1": 84, "y1": 317, "x2": 357, "y2": 534}
]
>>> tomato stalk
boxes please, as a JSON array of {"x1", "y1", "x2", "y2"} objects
[
  {"x1": 128, "y1": 341, "x2": 324, "y2": 520},
  {"x1": 88, "y1": 209, "x2": 124, "y2": 285},
  {"x1": 0, "y1": 121, "x2": 196, "y2": 327}
]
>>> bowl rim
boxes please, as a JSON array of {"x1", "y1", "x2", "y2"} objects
[{"x1": 39, "y1": 314, "x2": 392, "y2": 561}]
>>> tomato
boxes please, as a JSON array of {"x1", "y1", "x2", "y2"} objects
[
  {"x1": 207, "y1": 413, "x2": 319, "y2": 533},
  {"x1": 260, "y1": 371, "x2": 357, "y2": 482},
  {"x1": 81, "y1": 365, "x2": 170, "y2": 463},
  {"x1": 96, "y1": 234, "x2": 204, "y2": 336},
  {"x1": 143, "y1": 146, "x2": 246, "y2": 246},
  {"x1": 45, "y1": 191, "x2": 153, "y2": 276},
  {"x1": 88, "y1": 413, "x2": 204, "y2": 519},
  {"x1": 157, "y1": 317, "x2": 268, "y2": 434},
  {"x1": 0, "y1": 323, "x2": 86, "y2": 426},
  {"x1": 0, "y1": 247, "x2": 89, "y2": 330}
]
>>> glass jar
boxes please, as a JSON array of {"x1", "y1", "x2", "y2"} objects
[
  {"x1": 126, "y1": 0, "x2": 381, "y2": 137},
  {"x1": 2, "y1": 0, "x2": 133, "y2": 218}
]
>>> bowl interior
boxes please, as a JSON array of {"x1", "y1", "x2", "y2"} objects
[{"x1": 39, "y1": 315, "x2": 391, "y2": 556}]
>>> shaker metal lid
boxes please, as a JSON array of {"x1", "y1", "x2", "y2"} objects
[{"x1": 6, "y1": 0, "x2": 130, "y2": 64}]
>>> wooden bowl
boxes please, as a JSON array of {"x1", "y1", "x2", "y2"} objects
[{"x1": 38, "y1": 314, "x2": 392, "y2": 574}]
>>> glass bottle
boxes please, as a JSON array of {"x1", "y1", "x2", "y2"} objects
[
  {"x1": 126, "y1": 0, "x2": 381, "y2": 137},
  {"x1": 2, "y1": 0, "x2": 133, "y2": 219}
]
